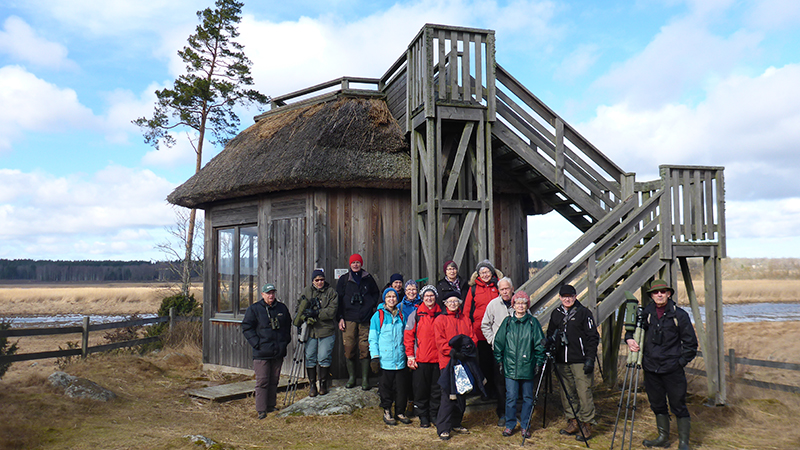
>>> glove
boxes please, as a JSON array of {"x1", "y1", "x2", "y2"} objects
[
  {"x1": 583, "y1": 357, "x2": 595, "y2": 375},
  {"x1": 545, "y1": 335, "x2": 557, "y2": 349},
  {"x1": 303, "y1": 308, "x2": 319, "y2": 318},
  {"x1": 534, "y1": 364, "x2": 543, "y2": 377},
  {"x1": 370, "y1": 358, "x2": 381, "y2": 374}
]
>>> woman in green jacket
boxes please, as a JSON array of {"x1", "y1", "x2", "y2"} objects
[{"x1": 493, "y1": 291, "x2": 546, "y2": 438}]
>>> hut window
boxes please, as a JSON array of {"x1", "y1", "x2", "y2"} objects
[{"x1": 215, "y1": 225, "x2": 258, "y2": 315}]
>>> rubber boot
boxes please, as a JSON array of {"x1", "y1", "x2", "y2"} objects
[
  {"x1": 677, "y1": 417, "x2": 691, "y2": 450},
  {"x1": 360, "y1": 358, "x2": 371, "y2": 390},
  {"x1": 306, "y1": 367, "x2": 318, "y2": 397},
  {"x1": 643, "y1": 414, "x2": 671, "y2": 448},
  {"x1": 319, "y1": 366, "x2": 329, "y2": 395},
  {"x1": 345, "y1": 359, "x2": 357, "y2": 388}
]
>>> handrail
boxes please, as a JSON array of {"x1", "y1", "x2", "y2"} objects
[{"x1": 268, "y1": 76, "x2": 381, "y2": 109}]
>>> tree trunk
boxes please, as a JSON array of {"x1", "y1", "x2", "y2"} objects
[{"x1": 181, "y1": 207, "x2": 197, "y2": 299}]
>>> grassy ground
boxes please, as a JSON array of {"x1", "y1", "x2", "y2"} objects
[{"x1": 2, "y1": 322, "x2": 800, "y2": 450}]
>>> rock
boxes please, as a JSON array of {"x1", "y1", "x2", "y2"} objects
[
  {"x1": 48, "y1": 371, "x2": 77, "y2": 389},
  {"x1": 277, "y1": 386, "x2": 379, "y2": 417},
  {"x1": 64, "y1": 378, "x2": 117, "y2": 402},
  {"x1": 184, "y1": 434, "x2": 216, "y2": 448}
]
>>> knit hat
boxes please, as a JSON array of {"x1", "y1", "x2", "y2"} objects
[
  {"x1": 647, "y1": 279, "x2": 674, "y2": 295},
  {"x1": 559, "y1": 284, "x2": 576, "y2": 296},
  {"x1": 441, "y1": 290, "x2": 462, "y2": 304},
  {"x1": 420, "y1": 285, "x2": 438, "y2": 299},
  {"x1": 443, "y1": 260, "x2": 458, "y2": 273},
  {"x1": 475, "y1": 259, "x2": 495, "y2": 274},
  {"x1": 311, "y1": 269, "x2": 325, "y2": 281},
  {"x1": 512, "y1": 290, "x2": 530, "y2": 305},
  {"x1": 382, "y1": 287, "x2": 399, "y2": 302},
  {"x1": 349, "y1": 253, "x2": 363, "y2": 265},
  {"x1": 390, "y1": 273, "x2": 404, "y2": 283}
]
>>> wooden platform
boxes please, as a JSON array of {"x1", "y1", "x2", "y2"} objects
[{"x1": 187, "y1": 375, "x2": 301, "y2": 402}]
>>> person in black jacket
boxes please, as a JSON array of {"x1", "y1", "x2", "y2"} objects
[
  {"x1": 546, "y1": 284, "x2": 600, "y2": 441},
  {"x1": 337, "y1": 253, "x2": 380, "y2": 390},
  {"x1": 626, "y1": 279, "x2": 697, "y2": 450},
  {"x1": 241, "y1": 283, "x2": 292, "y2": 419}
]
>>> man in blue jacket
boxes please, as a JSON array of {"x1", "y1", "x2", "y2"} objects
[{"x1": 241, "y1": 283, "x2": 292, "y2": 419}]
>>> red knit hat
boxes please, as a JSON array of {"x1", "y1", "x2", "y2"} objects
[{"x1": 349, "y1": 253, "x2": 363, "y2": 265}]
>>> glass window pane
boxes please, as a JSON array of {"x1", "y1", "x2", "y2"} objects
[
  {"x1": 239, "y1": 226, "x2": 258, "y2": 313},
  {"x1": 217, "y1": 228, "x2": 234, "y2": 313}
]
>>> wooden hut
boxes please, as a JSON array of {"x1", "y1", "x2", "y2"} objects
[{"x1": 168, "y1": 92, "x2": 545, "y2": 376}]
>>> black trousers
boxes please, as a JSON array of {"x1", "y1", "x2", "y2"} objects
[
  {"x1": 379, "y1": 367, "x2": 409, "y2": 415},
  {"x1": 412, "y1": 362, "x2": 441, "y2": 421},
  {"x1": 436, "y1": 391, "x2": 466, "y2": 434},
  {"x1": 643, "y1": 367, "x2": 689, "y2": 418},
  {"x1": 477, "y1": 340, "x2": 505, "y2": 417}
]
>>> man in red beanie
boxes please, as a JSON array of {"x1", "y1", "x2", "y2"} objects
[{"x1": 337, "y1": 253, "x2": 380, "y2": 389}]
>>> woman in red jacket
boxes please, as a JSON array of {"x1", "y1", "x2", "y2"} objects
[
  {"x1": 462, "y1": 259, "x2": 502, "y2": 413},
  {"x1": 404, "y1": 285, "x2": 442, "y2": 428},
  {"x1": 433, "y1": 290, "x2": 476, "y2": 440}
]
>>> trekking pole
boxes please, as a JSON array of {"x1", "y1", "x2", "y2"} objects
[
  {"x1": 283, "y1": 322, "x2": 308, "y2": 406},
  {"x1": 522, "y1": 352, "x2": 550, "y2": 446}
]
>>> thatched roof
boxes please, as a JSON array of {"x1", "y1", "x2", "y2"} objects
[{"x1": 168, "y1": 96, "x2": 410, "y2": 208}]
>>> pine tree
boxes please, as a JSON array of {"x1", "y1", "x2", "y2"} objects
[{"x1": 134, "y1": 0, "x2": 268, "y2": 298}]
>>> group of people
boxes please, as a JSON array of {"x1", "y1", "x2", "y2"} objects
[{"x1": 240, "y1": 254, "x2": 698, "y2": 449}]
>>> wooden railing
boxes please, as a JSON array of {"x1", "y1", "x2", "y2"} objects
[
  {"x1": 521, "y1": 190, "x2": 666, "y2": 326},
  {"x1": 686, "y1": 349, "x2": 800, "y2": 394},
  {"x1": 0, "y1": 309, "x2": 200, "y2": 364},
  {"x1": 493, "y1": 64, "x2": 625, "y2": 219},
  {"x1": 660, "y1": 165, "x2": 726, "y2": 258}
]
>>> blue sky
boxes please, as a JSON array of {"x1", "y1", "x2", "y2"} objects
[{"x1": 1, "y1": 0, "x2": 799, "y2": 262}]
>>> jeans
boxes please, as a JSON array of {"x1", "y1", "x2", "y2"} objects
[
  {"x1": 505, "y1": 377, "x2": 535, "y2": 430},
  {"x1": 305, "y1": 334, "x2": 335, "y2": 368}
]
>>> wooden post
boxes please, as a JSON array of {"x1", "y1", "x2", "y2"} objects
[
  {"x1": 601, "y1": 304, "x2": 625, "y2": 386},
  {"x1": 82, "y1": 316, "x2": 89, "y2": 359},
  {"x1": 729, "y1": 348, "x2": 736, "y2": 380}
]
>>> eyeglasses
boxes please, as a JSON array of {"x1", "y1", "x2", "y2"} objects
[
  {"x1": 444, "y1": 299, "x2": 460, "y2": 304},
  {"x1": 313, "y1": 278, "x2": 325, "y2": 283}
]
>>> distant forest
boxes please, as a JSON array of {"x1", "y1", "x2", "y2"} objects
[{"x1": 0, "y1": 259, "x2": 200, "y2": 282}]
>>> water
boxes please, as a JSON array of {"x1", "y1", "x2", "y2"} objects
[
  {"x1": 3, "y1": 314, "x2": 157, "y2": 328},
  {"x1": 692, "y1": 302, "x2": 800, "y2": 323}
]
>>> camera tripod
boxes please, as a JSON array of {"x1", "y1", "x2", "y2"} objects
[
  {"x1": 283, "y1": 322, "x2": 309, "y2": 406},
  {"x1": 521, "y1": 344, "x2": 590, "y2": 448},
  {"x1": 610, "y1": 307, "x2": 645, "y2": 450}
]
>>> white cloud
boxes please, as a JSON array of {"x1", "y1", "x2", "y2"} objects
[
  {"x1": 746, "y1": 0, "x2": 800, "y2": 29},
  {"x1": 141, "y1": 132, "x2": 199, "y2": 168},
  {"x1": 593, "y1": 15, "x2": 761, "y2": 108},
  {"x1": 0, "y1": 16, "x2": 77, "y2": 70},
  {"x1": 0, "y1": 166, "x2": 175, "y2": 241},
  {"x1": 582, "y1": 64, "x2": 800, "y2": 200},
  {"x1": 0, "y1": 65, "x2": 98, "y2": 151},
  {"x1": 554, "y1": 43, "x2": 601, "y2": 82}
]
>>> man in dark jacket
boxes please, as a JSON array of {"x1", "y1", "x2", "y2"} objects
[
  {"x1": 337, "y1": 253, "x2": 380, "y2": 390},
  {"x1": 241, "y1": 283, "x2": 292, "y2": 419},
  {"x1": 546, "y1": 284, "x2": 600, "y2": 441},
  {"x1": 626, "y1": 279, "x2": 698, "y2": 450}
]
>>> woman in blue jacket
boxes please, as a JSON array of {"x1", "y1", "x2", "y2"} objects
[{"x1": 369, "y1": 287, "x2": 410, "y2": 425}]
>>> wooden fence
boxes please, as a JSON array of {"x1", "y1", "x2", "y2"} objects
[
  {"x1": 686, "y1": 349, "x2": 800, "y2": 395},
  {"x1": 0, "y1": 308, "x2": 200, "y2": 364}
]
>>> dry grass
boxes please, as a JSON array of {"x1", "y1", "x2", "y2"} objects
[
  {"x1": 0, "y1": 283, "x2": 202, "y2": 315},
  {"x1": 2, "y1": 323, "x2": 800, "y2": 449}
]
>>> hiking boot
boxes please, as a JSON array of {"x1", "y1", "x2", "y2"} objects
[
  {"x1": 575, "y1": 422, "x2": 593, "y2": 442},
  {"x1": 306, "y1": 367, "x2": 318, "y2": 397},
  {"x1": 643, "y1": 414, "x2": 671, "y2": 448},
  {"x1": 419, "y1": 416, "x2": 431, "y2": 428},
  {"x1": 318, "y1": 367, "x2": 330, "y2": 395},
  {"x1": 396, "y1": 414, "x2": 411, "y2": 424},
  {"x1": 502, "y1": 427, "x2": 514, "y2": 437},
  {"x1": 522, "y1": 428, "x2": 533, "y2": 439},
  {"x1": 345, "y1": 359, "x2": 356, "y2": 388},
  {"x1": 383, "y1": 409, "x2": 397, "y2": 425},
  {"x1": 560, "y1": 418, "x2": 579, "y2": 435},
  {"x1": 360, "y1": 358, "x2": 371, "y2": 390},
  {"x1": 677, "y1": 417, "x2": 691, "y2": 450},
  {"x1": 257, "y1": 411, "x2": 267, "y2": 420},
  {"x1": 452, "y1": 426, "x2": 469, "y2": 434},
  {"x1": 439, "y1": 431, "x2": 450, "y2": 440}
]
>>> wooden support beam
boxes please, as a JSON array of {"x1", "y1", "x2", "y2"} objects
[{"x1": 679, "y1": 257, "x2": 708, "y2": 358}]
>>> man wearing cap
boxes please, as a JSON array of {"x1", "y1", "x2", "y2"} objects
[
  {"x1": 241, "y1": 283, "x2": 292, "y2": 419},
  {"x1": 546, "y1": 284, "x2": 600, "y2": 441},
  {"x1": 337, "y1": 253, "x2": 381, "y2": 390},
  {"x1": 626, "y1": 279, "x2": 698, "y2": 450},
  {"x1": 294, "y1": 269, "x2": 338, "y2": 397},
  {"x1": 480, "y1": 276, "x2": 517, "y2": 426}
]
